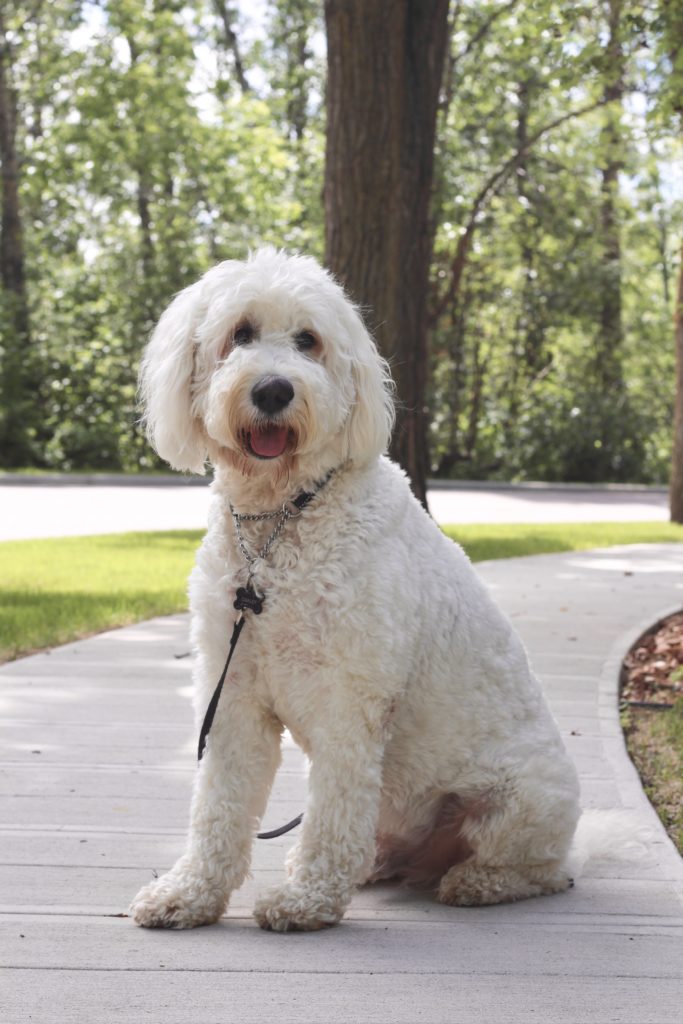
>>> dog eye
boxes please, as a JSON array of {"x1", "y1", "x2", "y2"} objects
[
  {"x1": 295, "y1": 330, "x2": 318, "y2": 352},
  {"x1": 233, "y1": 322, "x2": 255, "y2": 346}
]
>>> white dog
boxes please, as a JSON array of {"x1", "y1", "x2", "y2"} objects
[{"x1": 130, "y1": 248, "x2": 583, "y2": 932}]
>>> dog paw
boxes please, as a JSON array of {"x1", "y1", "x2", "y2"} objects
[
  {"x1": 130, "y1": 868, "x2": 226, "y2": 929},
  {"x1": 253, "y1": 883, "x2": 345, "y2": 932}
]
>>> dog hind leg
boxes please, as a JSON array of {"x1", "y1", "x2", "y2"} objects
[{"x1": 436, "y1": 771, "x2": 579, "y2": 907}]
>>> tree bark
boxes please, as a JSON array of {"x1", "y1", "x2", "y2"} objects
[
  {"x1": 670, "y1": 242, "x2": 683, "y2": 522},
  {"x1": 324, "y1": 0, "x2": 449, "y2": 509},
  {"x1": 662, "y1": 0, "x2": 683, "y2": 521}
]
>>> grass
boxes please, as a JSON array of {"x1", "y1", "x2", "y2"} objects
[
  {"x1": 1, "y1": 520, "x2": 682, "y2": 663},
  {"x1": 622, "y1": 703, "x2": 683, "y2": 854},
  {"x1": 0, "y1": 531, "x2": 203, "y2": 662},
  {"x1": 442, "y1": 520, "x2": 683, "y2": 562}
]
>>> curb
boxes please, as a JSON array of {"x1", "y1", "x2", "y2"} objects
[{"x1": 599, "y1": 602, "x2": 683, "y2": 900}]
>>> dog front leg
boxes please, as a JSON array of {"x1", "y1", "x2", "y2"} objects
[
  {"x1": 130, "y1": 695, "x2": 282, "y2": 929},
  {"x1": 254, "y1": 713, "x2": 384, "y2": 932}
]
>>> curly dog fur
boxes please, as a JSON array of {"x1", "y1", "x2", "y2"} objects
[{"x1": 130, "y1": 248, "x2": 582, "y2": 932}]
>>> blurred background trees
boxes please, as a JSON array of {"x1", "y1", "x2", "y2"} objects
[{"x1": 0, "y1": 0, "x2": 681, "y2": 508}]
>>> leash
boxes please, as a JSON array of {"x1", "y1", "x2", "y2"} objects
[{"x1": 196, "y1": 469, "x2": 337, "y2": 840}]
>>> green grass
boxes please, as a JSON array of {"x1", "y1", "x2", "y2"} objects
[
  {"x1": 443, "y1": 520, "x2": 683, "y2": 562},
  {"x1": 622, "y1": 703, "x2": 683, "y2": 854},
  {"x1": 1, "y1": 520, "x2": 682, "y2": 663},
  {"x1": 0, "y1": 531, "x2": 203, "y2": 662}
]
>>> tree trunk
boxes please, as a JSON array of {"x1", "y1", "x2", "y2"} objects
[
  {"x1": 670, "y1": 243, "x2": 683, "y2": 522},
  {"x1": 596, "y1": 0, "x2": 624, "y2": 393},
  {"x1": 283, "y1": 4, "x2": 311, "y2": 144},
  {"x1": 0, "y1": 25, "x2": 25, "y2": 304},
  {"x1": 324, "y1": 0, "x2": 449, "y2": 509},
  {"x1": 0, "y1": 13, "x2": 32, "y2": 466},
  {"x1": 124, "y1": 28, "x2": 158, "y2": 330},
  {"x1": 515, "y1": 77, "x2": 545, "y2": 375}
]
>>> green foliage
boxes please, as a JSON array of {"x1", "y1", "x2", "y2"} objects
[
  {"x1": 429, "y1": 0, "x2": 682, "y2": 484},
  {"x1": 0, "y1": 0, "x2": 324, "y2": 471},
  {"x1": 0, "y1": 0, "x2": 680, "y2": 482}
]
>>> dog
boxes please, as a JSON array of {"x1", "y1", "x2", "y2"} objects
[{"x1": 130, "y1": 247, "x2": 583, "y2": 931}]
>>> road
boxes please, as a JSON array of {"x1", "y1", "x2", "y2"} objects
[{"x1": 0, "y1": 476, "x2": 670, "y2": 541}]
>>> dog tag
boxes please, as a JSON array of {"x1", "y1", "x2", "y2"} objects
[{"x1": 233, "y1": 584, "x2": 265, "y2": 615}]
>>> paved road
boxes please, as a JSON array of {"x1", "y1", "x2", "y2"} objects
[
  {"x1": 0, "y1": 478, "x2": 670, "y2": 540},
  {"x1": 2, "y1": 545, "x2": 682, "y2": 1022}
]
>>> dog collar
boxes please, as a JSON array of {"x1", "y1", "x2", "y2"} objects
[{"x1": 229, "y1": 467, "x2": 338, "y2": 615}]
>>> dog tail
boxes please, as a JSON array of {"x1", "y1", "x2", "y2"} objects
[{"x1": 566, "y1": 809, "x2": 652, "y2": 877}]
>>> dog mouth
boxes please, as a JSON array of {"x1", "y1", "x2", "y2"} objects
[{"x1": 243, "y1": 425, "x2": 292, "y2": 460}]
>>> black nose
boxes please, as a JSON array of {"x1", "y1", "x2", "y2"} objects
[{"x1": 251, "y1": 376, "x2": 295, "y2": 416}]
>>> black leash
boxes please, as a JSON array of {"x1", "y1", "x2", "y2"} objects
[
  {"x1": 197, "y1": 612, "x2": 302, "y2": 839},
  {"x1": 196, "y1": 615, "x2": 247, "y2": 762},
  {"x1": 196, "y1": 473, "x2": 336, "y2": 840}
]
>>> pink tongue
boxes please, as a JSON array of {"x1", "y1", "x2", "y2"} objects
[{"x1": 249, "y1": 426, "x2": 289, "y2": 458}]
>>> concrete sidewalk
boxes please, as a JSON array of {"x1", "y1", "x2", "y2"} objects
[{"x1": 2, "y1": 545, "x2": 683, "y2": 1023}]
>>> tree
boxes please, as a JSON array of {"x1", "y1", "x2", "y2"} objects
[
  {"x1": 595, "y1": 0, "x2": 626, "y2": 395},
  {"x1": 212, "y1": 0, "x2": 251, "y2": 95},
  {"x1": 0, "y1": 5, "x2": 34, "y2": 465},
  {"x1": 3, "y1": 0, "x2": 312, "y2": 472},
  {"x1": 673, "y1": 238, "x2": 683, "y2": 521},
  {"x1": 259, "y1": 0, "x2": 325, "y2": 253},
  {"x1": 659, "y1": 0, "x2": 683, "y2": 520},
  {"x1": 324, "y1": 0, "x2": 450, "y2": 508},
  {"x1": 0, "y1": 1, "x2": 81, "y2": 466},
  {"x1": 1, "y1": 0, "x2": 680, "y2": 485},
  {"x1": 426, "y1": 0, "x2": 677, "y2": 486}
]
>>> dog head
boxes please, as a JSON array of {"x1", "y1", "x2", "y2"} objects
[{"x1": 139, "y1": 248, "x2": 395, "y2": 483}]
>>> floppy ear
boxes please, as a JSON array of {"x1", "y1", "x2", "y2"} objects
[
  {"x1": 344, "y1": 315, "x2": 396, "y2": 464},
  {"x1": 138, "y1": 281, "x2": 207, "y2": 474}
]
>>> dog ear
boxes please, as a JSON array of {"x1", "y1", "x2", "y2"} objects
[
  {"x1": 344, "y1": 315, "x2": 396, "y2": 464},
  {"x1": 138, "y1": 281, "x2": 208, "y2": 475}
]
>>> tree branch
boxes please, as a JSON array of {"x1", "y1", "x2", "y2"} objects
[
  {"x1": 452, "y1": 0, "x2": 520, "y2": 69},
  {"x1": 441, "y1": 0, "x2": 520, "y2": 116},
  {"x1": 212, "y1": 0, "x2": 250, "y2": 94},
  {"x1": 431, "y1": 97, "x2": 609, "y2": 323}
]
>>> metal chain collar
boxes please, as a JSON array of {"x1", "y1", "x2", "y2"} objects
[
  {"x1": 229, "y1": 501, "x2": 295, "y2": 587},
  {"x1": 229, "y1": 467, "x2": 338, "y2": 591}
]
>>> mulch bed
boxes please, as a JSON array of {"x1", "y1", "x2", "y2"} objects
[
  {"x1": 620, "y1": 609, "x2": 683, "y2": 854},
  {"x1": 621, "y1": 611, "x2": 683, "y2": 708}
]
